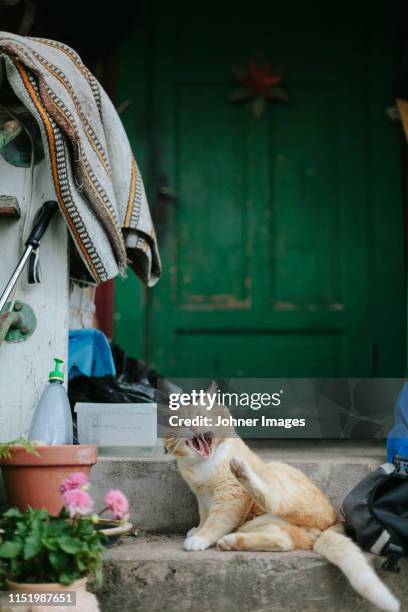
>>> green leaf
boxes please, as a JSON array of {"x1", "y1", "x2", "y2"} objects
[
  {"x1": 75, "y1": 520, "x2": 94, "y2": 537},
  {"x1": 57, "y1": 536, "x2": 81, "y2": 554},
  {"x1": 0, "y1": 438, "x2": 40, "y2": 459},
  {"x1": 49, "y1": 550, "x2": 68, "y2": 572},
  {"x1": 0, "y1": 445, "x2": 12, "y2": 460},
  {"x1": 15, "y1": 521, "x2": 28, "y2": 535},
  {"x1": 23, "y1": 535, "x2": 42, "y2": 560},
  {"x1": 2, "y1": 508, "x2": 22, "y2": 518},
  {"x1": 57, "y1": 508, "x2": 69, "y2": 519},
  {"x1": 75, "y1": 557, "x2": 86, "y2": 572},
  {"x1": 9, "y1": 557, "x2": 20, "y2": 575},
  {"x1": 48, "y1": 519, "x2": 69, "y2": 536},
  {"x1": 0, "y1": 541, "x2": 22, "y2": 558},
  {"x1": 29, "y1": 508, "x2": 48, "y2": 520},
  {"x1": 30, "y1": 519, "x2": 41, "y2": 535},
  {"x1": 58, "y1": 571, "x2": 78, "y2": 586},
  {"x1": 16, "y1": 438, "x2": 40, "y2": 457},
  {"x1": 42, "y1": 537, "x2": 59, "y2": 551}
]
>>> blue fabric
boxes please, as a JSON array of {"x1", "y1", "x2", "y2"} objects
[
  {"x1": 68, "y1": 329, "x2": 116, "y2": 381},
  {"x1": 387, "y1": 382, "x2": 408, "y2": 462}
]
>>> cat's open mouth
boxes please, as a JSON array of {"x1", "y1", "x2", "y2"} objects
[{"x1": 186, "y1": 432, "x2": 213, "y2": 458}]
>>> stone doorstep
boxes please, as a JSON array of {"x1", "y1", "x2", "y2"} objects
[
  {"x1": 90, "y1": 441, "x2": 386, "y2": 534},
  {"x1": 92, "y1": 444, "x2": 389, "y2": 611},
  {"x1": 96, "y1": 534, "x2": 408, "y2": 612}
]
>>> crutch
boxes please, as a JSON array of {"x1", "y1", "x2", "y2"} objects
[{"x1": 0, "y1": 200, "x2": 58, "y2": 313}]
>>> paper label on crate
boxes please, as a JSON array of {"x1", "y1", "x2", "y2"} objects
[{"x1": 74, "y1": 403, "x2": 157, "y2": 446}]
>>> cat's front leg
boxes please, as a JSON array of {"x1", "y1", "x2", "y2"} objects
[
  {"x1": 184, "y1": 497, "x2": 247, "y2": 551},
  {"x1": 184, "y1": 533, "x2": 212, "y2": 550},
  {"x1": 186, "y1": 526, "x2": 199, "y2": 537},
  {"x1": 185, "y1": 496, "x2": 209, "y2": 538},
  {"x1": 184, "y1": 519, "x2": 240, "y2": 551}
]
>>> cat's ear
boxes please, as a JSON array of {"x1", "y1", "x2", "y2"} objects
[{"x1": 206, "y1": 380, "x2": 218, "y2": 395}]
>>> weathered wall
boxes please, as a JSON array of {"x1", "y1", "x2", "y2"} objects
[{"x1": 0, "y1": 154, "x2": 69, "y2": 441}]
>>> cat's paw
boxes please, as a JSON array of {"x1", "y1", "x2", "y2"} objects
[
  {"x1": 230, "y1": 457, "x2": 249, "y2": 481},
  {"x1": 217, "y1": 534, "x2": 239, "y2": 551},
  {"x1": 186, "y1": 527, "x2": 199, "y2": 537},
  {"x1": 183, "y1": 535, "x2": 210, "y2": 551}
]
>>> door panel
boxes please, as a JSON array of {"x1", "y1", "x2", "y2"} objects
[
  {"x1": 268, "y1": 86, "x2": 343, "y2": 308},
  {"x1": 176, "y1": 86, "x2": 250, "y2": 308},
  {"x1": 175, "y1": 332, "x2": 344, "y2": 378},
  {"x1": 117, "y1": 0, "x2": 406, "y2": 378}
]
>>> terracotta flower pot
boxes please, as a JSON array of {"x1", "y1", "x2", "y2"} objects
[
  {"x1": 0, "y1": 445, "x2": 98, "y2": 515},
  {"x1": 5, "y1": 577, "x2": 99, "y2": 611}
]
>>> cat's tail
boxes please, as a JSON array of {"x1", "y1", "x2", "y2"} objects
[{"x1": 314, "y1": 524, "x2": 399, "y2": 612}]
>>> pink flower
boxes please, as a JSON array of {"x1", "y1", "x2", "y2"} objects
[
  {"x1": 104, "y1": 489, "x2": 129, "y2": 520},
  {"x1": 63, "y1": 489, "x2": 94, "y2": 518},
  {"x1": 59, "y1": 472, "x2": 89, "y2": 494}
]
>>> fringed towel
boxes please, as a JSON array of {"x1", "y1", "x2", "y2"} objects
[{"x1": 0, "y1": 32, "x2": 161, "y2": 286}]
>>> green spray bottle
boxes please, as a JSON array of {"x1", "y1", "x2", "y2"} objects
[{"x1": 28, "y1": 358, "x2": 73, "y2": 444}]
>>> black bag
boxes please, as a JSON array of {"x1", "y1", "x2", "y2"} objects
[{"x1": 342, "y1": 456, "x2": 408, "y2": 572}]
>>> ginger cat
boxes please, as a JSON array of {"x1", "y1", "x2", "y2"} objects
[{"x1": 165, "y1": 384, "x2": 399, "y2": 612}]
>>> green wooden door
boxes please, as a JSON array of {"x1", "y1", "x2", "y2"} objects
[{"x1": 116, "y1": 0, "x2": 406, "y2": 378}]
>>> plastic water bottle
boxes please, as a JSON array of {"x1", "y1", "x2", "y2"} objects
[{"x1": 28, "y1": 358, "x2": 73, "y2": 445}]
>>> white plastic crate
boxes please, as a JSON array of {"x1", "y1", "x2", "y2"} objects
[{"x1": 74, "y1": 403, "x2": 163, "y2": 455}]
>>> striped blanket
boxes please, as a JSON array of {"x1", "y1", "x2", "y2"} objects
[{"x1": 0, "y1": 32, "x2": 161, "y2": 285}]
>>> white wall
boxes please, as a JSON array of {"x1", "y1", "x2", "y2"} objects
[{"x1": 0, "y1": 154, "x2": 69, "y2": 441}]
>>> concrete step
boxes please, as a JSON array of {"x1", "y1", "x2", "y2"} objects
[
  {"x1": 97, "y1": 534, "x2": 408, "y2": 612},
  {"x1": 90, "y1": 441, "x2": 386, "y2": 533}
]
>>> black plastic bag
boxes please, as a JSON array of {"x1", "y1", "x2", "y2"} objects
[{"x1": 68, "y1": 374, "x2": 157, "y2": 405}]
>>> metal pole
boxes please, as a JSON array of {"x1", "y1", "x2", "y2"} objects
[
  {"x1": 0, "y1": 201, "x2": 58, "y2": 313},
  {"x1": 0, "y1": 246, "x2": 33, "y2": 312}
]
